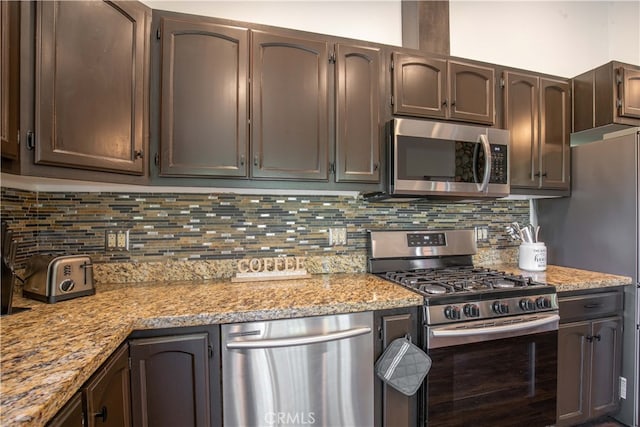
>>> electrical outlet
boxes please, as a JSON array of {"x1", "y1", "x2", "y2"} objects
[
  {"x1": 620, "y1": 376, "x2": 627, "y2": 399},
  {"x1": 116, "y1": 230, "x2": 129, "y2": 250},
  {"x1": 329, "y1": 227, "x2": 347, "y2": 246},
  {"x1": 105, "y1": 231, "x2": 117, "y2": 250},
  {"x1": 475, "y1": 226, "x2": 489, "y2": 241},
  {"x1": 105, "y1": 230, "x2": 130, "y2": 251}
]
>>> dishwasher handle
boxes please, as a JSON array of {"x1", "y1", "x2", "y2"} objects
[{"x1": 226, "y1": 326, "x2": 372, "y2": 349}]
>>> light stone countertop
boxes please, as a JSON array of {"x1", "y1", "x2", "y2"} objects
[
  {"x1": 0, "y1": 274, "x2": 421, "y2": 427},
  {"x1": 494, "y1": 264, "x2": 633, "y2": 293},
  {"x1": 0, "y1": 265, "x2": 633, "y2": 427}
]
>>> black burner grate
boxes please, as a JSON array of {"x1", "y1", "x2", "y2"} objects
[{"x1": 383, "y1": 266, "x2": 539, "y2": 297}]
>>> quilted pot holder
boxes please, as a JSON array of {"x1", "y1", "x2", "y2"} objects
[{"x1": 375, "y1": 336, "x2": 431, "y2": 396}]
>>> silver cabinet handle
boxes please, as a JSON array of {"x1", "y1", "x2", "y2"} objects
[
  {"x1": 431, "y1": 314, "x2": 559, "y2": 338},
  {"x1": 226, "y1": 326, "x2": 372, "y2": 349},
  {"x1": 478, "y1": 134, "x2": 492, "y2": 192}
]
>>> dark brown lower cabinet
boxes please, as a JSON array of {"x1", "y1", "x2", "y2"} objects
[
  {"x1": 47, "y1": 344, "x2": 131, "y2": 427},
  {"x1": 373, "y1": 307, "x2": 419, "y2": 427},
  {"x1": 47, "y1": 393, "x2": 84, "y2": 427},
  {"x1": 129, "y1": 333, "x2": 211, "y2": 427},
  {"x1": 557, "y1": 290, "x2": 623, "y2": 427},
  {"x1": 85, "y1": 344, "x2": 132, "y2": 427}
]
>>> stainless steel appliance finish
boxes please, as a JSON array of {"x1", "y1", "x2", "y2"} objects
[
  {"x1": 368, "y1": 229, "x2": 559, "y2": 426},
  {"x1": 23, "y1": 254, "x2": 95, "y2": 303},
  {"x1": 370, "y1": 118, "x2": 509, "y2": 201},
  {"x1": 221, "y1": 312, "x2": 374, "y2": 427},
  {"x1": 538, "y1": 127, "x2": 640, "y2": 427}
]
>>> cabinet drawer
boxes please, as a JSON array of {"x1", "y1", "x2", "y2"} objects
[{"x1": 559, "y1": 291, "x2": 623, "y2": 323}]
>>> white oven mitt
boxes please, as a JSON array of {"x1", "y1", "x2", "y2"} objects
[{"x1": 375, "y1": 336, "x2": 431, "y2": 396}]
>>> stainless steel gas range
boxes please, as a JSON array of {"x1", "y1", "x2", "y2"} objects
[{"x1": 368, "y1": 229, "x2": 559, "y2": 427}]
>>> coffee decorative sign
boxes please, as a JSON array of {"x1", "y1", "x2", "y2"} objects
[{"x1": 232, "y1": 256, "x2": 310, "y2": 282}]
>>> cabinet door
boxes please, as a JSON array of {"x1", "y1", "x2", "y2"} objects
[
  {"x1": 539, "y1": 78, "x2": 570, "y2": 190},
  {"x1": 590, "y1": 317, "x2": 622, "y2": 418},
  {"x1": 1, "y1": 0, "x2": 19, "y2": 160},
  {"x1": 503, "y1": 72, "x2": 539, "y2": 188},
  {"x1": 448, "y1": 61, "x2": 495, "y2": 125},
  {"x1": 48, "y1": 393, "x2": 84, "y2": 427},
  {"x1": 35, "y1": 1, "x2": 148, "y2": 174},
  {"x1": 572, "y1": 69, "x2": 595, "y2": 132},
  {"x1": 84, "y1": 344, "x2": 131, "y2": 427},
  {"x1": 251, "y1": 30, "x2": 329, "y2": 180},
  {"x1": 335, "y1": 43, "x2": 381, "y2": 183},
  {"x1": 130, "y1": 334, "x2": 210, "y2": 427},
  {"x1": 618, "y1": 67, "x2": 640, "y2": 119},
  {"x1": 392, "y1": 53, "x2": 446, "y2": 119},
  {"x1": 159, "y1": 17, "x2": 248, "y2": 177},
  {"x1": 557, "y1": 321, "x2": 591, "y2": 427},
  {"x1": 379, "y1": 312, "x2": 418, "y2": 427}
]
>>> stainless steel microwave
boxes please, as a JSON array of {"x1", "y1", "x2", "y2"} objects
[{"x1": 369, "y1": 118, "x2": 510, "y2": 201}]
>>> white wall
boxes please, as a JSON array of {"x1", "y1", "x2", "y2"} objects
[
  {"x1": 449, "y1": 1, "x2": 640, "y2": 77},
  {"x1": 142, "y1": 0, "x2": 639, "y2": 77},
  {"x1": 140, "y1": 1, "x2": 403, "y2": 46}
]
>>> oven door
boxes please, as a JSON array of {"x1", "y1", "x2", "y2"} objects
[{"x1": 424, "y1": 314, "x2": 559, "y2": 427}]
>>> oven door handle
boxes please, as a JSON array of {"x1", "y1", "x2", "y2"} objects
[{"x1": 431, "y1": 314, "x2": 559, "y2": 338}]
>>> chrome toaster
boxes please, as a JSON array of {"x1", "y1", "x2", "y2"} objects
[{"x1": 23, "y1": 255, "x2": 95, "y2": 303}]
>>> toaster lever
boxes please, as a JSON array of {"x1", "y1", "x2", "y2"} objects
[{"x1": 80, "y1": 261, "x2": 93, "y2": 285}]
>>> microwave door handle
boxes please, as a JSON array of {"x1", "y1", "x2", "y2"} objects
[{"x1": 478, "y1": 134, "x2": 492, "y2": 192}]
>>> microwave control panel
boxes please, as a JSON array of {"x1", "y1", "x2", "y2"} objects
[{"x1": 489, "y1": 145, "x2": 508, "y2": 184}]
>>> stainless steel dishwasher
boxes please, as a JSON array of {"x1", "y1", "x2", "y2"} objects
[{"x1": 221, "y1": 311, "x2": 374, "y2": 426}]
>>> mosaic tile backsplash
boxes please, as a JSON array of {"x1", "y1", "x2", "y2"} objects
[{"x1": 1, "y1": 187, "x2": 528, "y2": 281}]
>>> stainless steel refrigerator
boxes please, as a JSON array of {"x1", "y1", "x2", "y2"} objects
[{"x1": 537, "y1": 127, "x2": 639, "y2": 427}]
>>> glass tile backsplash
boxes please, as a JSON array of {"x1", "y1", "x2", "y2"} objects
[{"x1": 1, "y1": 187, "x2": 528, "y2": 271}]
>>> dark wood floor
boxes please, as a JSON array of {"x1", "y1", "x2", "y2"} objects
[{"x1": 574, "y1": 416, "x2": 627, "y2": 427}]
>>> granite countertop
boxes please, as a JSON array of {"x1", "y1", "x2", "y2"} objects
[
  {"x1": 0, "y1": 265, "x2": 633, "y2": 427},
  {"x1": 495, "y1": 264, "x2": 633, "y2": 292},
  {"x1": 0, "y1": 273, "x2": 422, "y2": 427}
]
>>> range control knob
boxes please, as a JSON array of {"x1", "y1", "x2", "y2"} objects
[
  {"x1": 519, "y1": 298, "x2": 536, "y2": 311},
  {"x1": 536, "y1": 296, "x2": 552, "y2": 309},
  {"x1": 463, "y1": 303, "x2": 480, "y2": 318},
  {"x1": 59, "y1": 279, "x2": 75, "y2": 292},
  {"x1": 492, "y1": 301, "x2": 509, "y2": 315},
  {"x1": 444, "y1": 305, "x2": 461, "y2": 320}
]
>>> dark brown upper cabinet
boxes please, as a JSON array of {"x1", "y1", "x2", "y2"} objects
[
  {"x1": 130, "y1": 333, "x2": 211, "y2": 427},
  {"x1": 158, "y1": 16, "x2": 248, "y2": 178},
  {"x1": 392, "y1": 54, "x2": 447, "y2": 119},
  {"x1": 392, "y1": 52, "x2": 495, "y2": 125},
  {"x1": 503, "y1": 71, "x2": 570, "y2": 193},
  {"x1": 1, "y1": 0, "x2": 20, "y2": 161},
  {"x1": 251, "y1": 30, "x2": 329, "y2": 181},
  {"x1": 573, "y1": 61, "x2": 640, "y2": 132},
  {"x1": 335, "y1": 43, "x2": 381, "y2": 183},
  {"x1": 448, "y1": 61, "x2": 495, "y2": 124},
  {"x1": 619, "y1": 66, "x2": 640, "y2": 119},
  {"x1": 539, "y1": 78, "x2": 571, "y2": 190},
  {"x1": 503, "y1": 72, "x2": 539, "y2": 188},
  {"x1": 35, "y1": 1, "x2": 149, "y2": 175}
]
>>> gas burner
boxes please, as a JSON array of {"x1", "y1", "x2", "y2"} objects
[
  {"x1": 419, "y1": 284, "x2": 448, "y2": 295},
  {"x1": 452, "y1": 281, "x2": 490, "y2": 291},
  {"x1": 490, "y1": 279, "x2": 516, "y2": 288}
]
